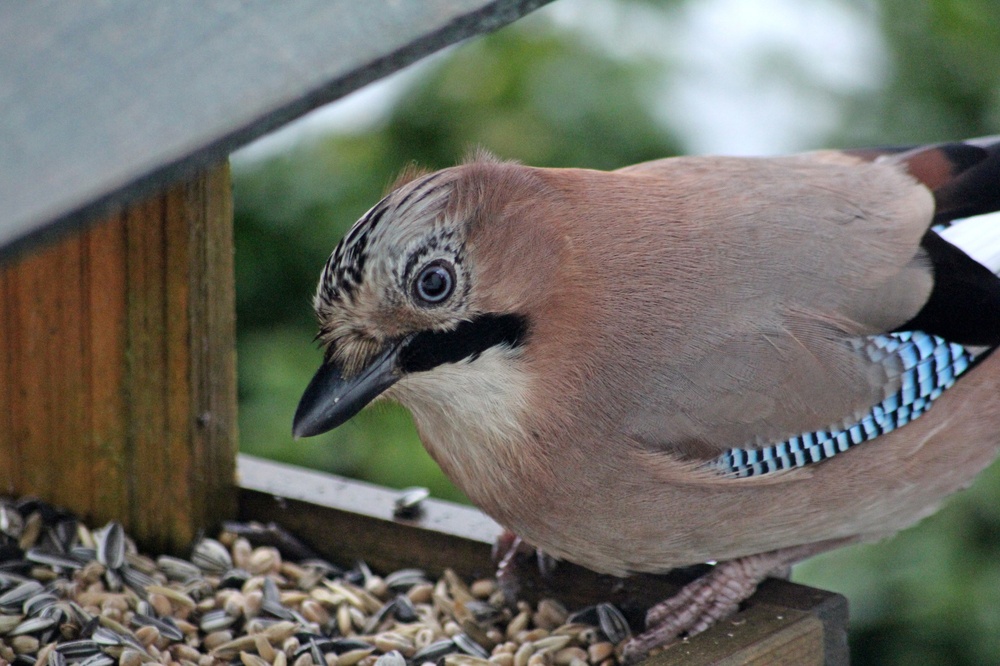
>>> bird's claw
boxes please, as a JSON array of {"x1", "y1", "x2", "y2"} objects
[
  {"x1": 493, "y1": 530, "x2": 558, "y2": 605},
  {"x1": 621, "y1": 540, "x2": 849, "y2": 663},
  {"x1": 621, "y1": 560, "x2": 756, "y2": 664}
]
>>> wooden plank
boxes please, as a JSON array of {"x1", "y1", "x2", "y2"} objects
[
  {"x1": 237, "y1": 455, "x2": 848, "y2": 665},
  {"x1": 237, "y1": 454, "x2": 504, "y2": 582},
  {"x1": 0, "y1": 0, "x2": 553, "y2": 259},
  {"x1": 646, "y1": 604, "x2": 824, "y2": 666},
  {"x1": 0, "y1": 164, "x2": 237, "y2": 553},
  {"x1": 752, "y1": 577, "x2": 850, "y2": 665}
]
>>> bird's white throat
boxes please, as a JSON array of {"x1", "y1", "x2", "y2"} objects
[{"x1": 387, "y1": 345, "x2": 533, "y2": 480}]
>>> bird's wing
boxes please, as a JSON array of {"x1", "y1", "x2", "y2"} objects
[{"x1": 596, "y1": 139, "x2": 1000, "y2": 468}]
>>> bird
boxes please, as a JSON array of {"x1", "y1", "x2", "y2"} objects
[{"x1": 292, "y1": 138, "x2": 1000, "y2": 661}]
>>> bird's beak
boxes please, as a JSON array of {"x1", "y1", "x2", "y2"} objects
[{"x1": 292, "y1": 343, "x2": 401, "y2": 438}]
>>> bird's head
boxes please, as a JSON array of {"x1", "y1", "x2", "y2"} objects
[{"x1": 293, "y1": 154, "x2": 557, "y2": 439}]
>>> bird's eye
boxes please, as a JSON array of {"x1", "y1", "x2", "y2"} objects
[{"x1": 413, "y1": 260, "x2": 455, "y2": 304}]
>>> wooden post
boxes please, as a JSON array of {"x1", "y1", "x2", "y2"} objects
[{"x1": 0, "y1": 164, "x2": 237, "y2": 553}]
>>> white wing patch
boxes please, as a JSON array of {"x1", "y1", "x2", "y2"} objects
[{"x1": 940, "y1": 211, "x2": 1000, "y2": 274}]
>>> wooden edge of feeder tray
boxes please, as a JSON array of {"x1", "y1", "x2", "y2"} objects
[{"x1": 236, "y1": 454, "x2": 849, "y2": 666}]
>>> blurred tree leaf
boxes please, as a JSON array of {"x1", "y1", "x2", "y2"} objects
[{"x1": 832, "y1": 0, "x2": 1000, "y2": 145}]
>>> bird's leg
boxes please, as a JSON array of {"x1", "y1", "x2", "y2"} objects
[
  {"x1": 622, "y1": 538, "x2": 855, "y2": 663},
  {"x1": 493, "y1": 530, "x2": 558, "y2": 605}
]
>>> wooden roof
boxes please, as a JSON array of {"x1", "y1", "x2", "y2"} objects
[{"x1": 0, "y1": 0, "x2": 550, "y2": 258}]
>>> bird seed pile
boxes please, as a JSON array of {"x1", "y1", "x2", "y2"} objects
[{"x1": 0, "y1": 499, "x2": 632, "y2": 666}]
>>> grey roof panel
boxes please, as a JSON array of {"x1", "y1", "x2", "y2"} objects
[{"x1": 0, "y1": 0, "x2": 550, "y2": 257}]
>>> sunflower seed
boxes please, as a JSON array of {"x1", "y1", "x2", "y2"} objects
[
  {"x1": 64, "y1": 602, "x2": 93, "y2": 627},
  {"x1": 91, "y1": 627, "x2": 126, "y2": 646},
  {"x1": 48, "y1": 647, "x2": 67, "y2": 666},
  {"x1": 154, "y1": 556, "x2": 201, "y2": 582},
  {"x1": 595, "y1": 604, "x2": 630, "y2": 643},
  {"x1": 0, "y1": 572, "x2": 30, "y2": 589},
  {"x1": 96, "y1": 523, "x2": 125, "y2": 570},
  {"x1": 374, "y1": 650, "x2": 405, "y2": 666},
  {"x1": 26, "y1": 549, "x2": 82, "y2": 571},
  {"x1": 261, "y1": 599, "x2": 295, "y2": 622},
  {"x1": 393, "y1": 487, "x2": 429, "y2": 520},
  {"x1": 119, "y1": 567, "x2": 155, "y2": 595},
  {"x1": 78, "y1": 655, "x2": 114, "y2": 666},
  {"x1": 565, "y1": 607, "x2": 598, "y2": 627},
  {"x1": 262, "y1": 577, "x2": 281, "y2": 604},
  {"x1": 412, "y1": 639, "x2": 457, "y2": 663},
  {"x1": 132, "y1": 614, "x2": 184, "y2": 642},
  {"x1": 200, "y1": 609, "x2": 237, "y2": 633},
  {"x1": 219, "y1": 568, "x2": 251, "y2": 589},
  {"x1": 328, "y1": 639, "x2": 376, "y2": 655},
  {"x1": 78, "y1": 616, "x2": 100, "y2": 639},
  {"x1": 293, "y1": 635, "x2": 327, "y2": 650},
  {"x1": 0, "y1": 581, "x2": 43, "y2": 610},
  {"x1": 453, "y1": 633, "x2": 490, "y2": 659},
  {"x1": 299, "y1": 559, "x2": 342, "y2": 578},
  {"x1": 362, "y1": 598, "x2": 397, "y2": 635},
  {"x1": 102, "y1": 567, "x2": 122, "y2": 592},
  {"x1": 191, "y1": 539, "x2": 232, "y2": 574},
  {"x1": 10, "y1": 615, "x2": 57, "y2": 635},
  {"x1": 0, "y1": 506, "x2": 23, "y2": 539},
  {"x1": 70, "y1": 547, "x2": 97, "y2": 565},
  {"x1": 384, "y1": 568, "x2": 428, "y2": 592},
  {"x1": 22, "y1": 592, "x2": 58, "y2": 616},
  {"x1": 309, "y1": 638, "x2": 324, "y2": 666},
  {"x1": 54, "y1": 640, "x2": 100, "y2": 658},
  {"x1": 464, "y1": 600, "x2": 499, "y2": 624},
  {"x1": 38, "y1": 603, "x2": 68, "y2": 626},
  {"x1": 392, "y1": 594, "x2": 418, "y2": 622},
  {"x1": 52, "y1": 519, "x2": 79, "y2": 551}
]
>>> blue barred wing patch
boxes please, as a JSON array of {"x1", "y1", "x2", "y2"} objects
[{"x1": 711, "y1": 331, "x2": 975, "y2": 478}]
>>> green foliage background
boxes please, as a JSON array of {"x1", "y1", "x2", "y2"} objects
[{"x1": 233, "y1": 2, "x2": 1000, "y2": 664}]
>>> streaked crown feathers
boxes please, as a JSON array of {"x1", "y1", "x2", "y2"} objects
[{"x1": 312, "y1": 164, "x2": 474, "y2": 374}]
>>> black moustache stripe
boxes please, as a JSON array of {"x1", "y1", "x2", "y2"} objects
[{"x1": 397, "y1": 313, "x2": 529, "y2": 374}]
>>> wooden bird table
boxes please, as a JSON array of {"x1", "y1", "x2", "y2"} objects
[{"x1": 0, "y1": 2, "x2": 847, "y2": 664}]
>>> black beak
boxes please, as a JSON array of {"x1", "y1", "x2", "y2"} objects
[{"x1": 292, "y1": 344, "x2": 401, "y2": 438}]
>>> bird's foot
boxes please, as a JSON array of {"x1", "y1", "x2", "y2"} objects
[
  {"x1": 621, "y1": 539, "x2": 853, "y2": 664},
  {"x1": 493, "y1": 530, "x2": 558, "y2": 605}
]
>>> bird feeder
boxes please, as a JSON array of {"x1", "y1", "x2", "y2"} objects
[{"x1": 0, "y1": 2, "x2": 847, "y2": 664}]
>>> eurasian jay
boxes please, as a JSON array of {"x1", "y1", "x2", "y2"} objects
[{"x1": 293, "y1": 138, "x2": 1000, "y2": 660}]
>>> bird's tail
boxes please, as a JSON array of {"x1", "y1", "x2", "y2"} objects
[
  {"x1": 846, "y1": 137, "x2": 1000, "y2": 275},
  {"x1": 846, "y1": 135, "x2": 1000, "y2": 226}
]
